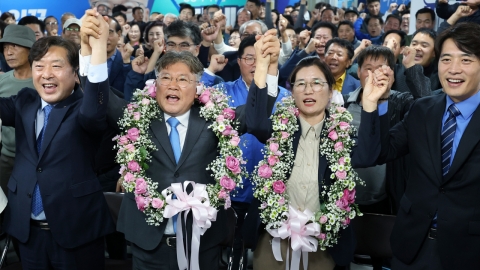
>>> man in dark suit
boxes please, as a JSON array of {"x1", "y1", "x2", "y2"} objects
[
  {"x1": 106, "y1": 16, "x2": 132, "y2": 94},
  {"x1": 372, "y1": 22, "x2": 480, "y2": 269},
  {"x1": 0, "y1": 11, "x2": 114, "y2": 269}
]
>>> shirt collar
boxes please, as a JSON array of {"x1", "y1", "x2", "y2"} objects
[
  {"x1": 109, "y1": 50, "x2": 117, "y2": 62},
  {"x1": 164, "y1": 110, "x2": 191, "y2": 127},
  {"x1": 336, "y1": 72, "x2": 346, "y2": 84},
  {"x1": 445, "y1": 90, "x2": 480, "y2": 119},
  {"x1": 299, "y1": 115, "x2": 325, "y2": 139}
]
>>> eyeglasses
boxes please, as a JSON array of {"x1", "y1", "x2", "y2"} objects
[
  {"x1": 65, "y1": 27, "x2": 80, "y2": 33},
  {"x1": 46, "y1": 21, "x2": 58, "y2": 26},
  {"x1": 292, "y1": 79, "x2": 327, "y2": 92},
  {"x1": 240, "y1": 57, "x2": 256, "y2": 65},
  {"x1": 166, "y1": 42, "x2": 196, "y2": 51},
  {"x1": 158, "y1": 75, "x2": 197, "y2": 88},
  {"x1": 229, "y1": 36, "x2": 240, "y2": 41}
]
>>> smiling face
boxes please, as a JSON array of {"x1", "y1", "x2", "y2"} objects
[
  {"x1": 438, "y1": 38, "x2": 480, "y2": 103},
  {"x1": 410, "y1": 32, "x2": 435, "y2": 67},
  {"x1": 313, "y1": 27, "x2": 333, "y2": 57},
  {"x1": 292, "y1": 65, "x2": 332, "y2": 122},
  {"x1": 33, "y1": 46, "x2": 76, "y2": 104},
  {"x1": 325, "y1": 43, "x2": 352, "y2": 79},
  {"x1": 128, "y1": 24, "x2": 141, "y2": 43},
  {"x1": 367, "y1": 18, "x2": 382, "y2": 37}
]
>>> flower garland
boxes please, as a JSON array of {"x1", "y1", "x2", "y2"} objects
[
  {"x1": 252, "y1": 99, "x2": 364, "y2": 250},
  {"x1": 114, "y1": 80, "x2": 247, "y2": 226}
]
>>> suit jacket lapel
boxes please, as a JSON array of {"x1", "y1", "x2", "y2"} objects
[
  {"x1": 444, "y1": 103, "x2": 480, "y2": 183},
  {"x1": 425, "y1": 94, "x2": 446, "y2": 183},
  {"x1": 150, "y1": 117, "x2": 176, "y2": 166},
  {"x1": 176, "y1": 106, "x2": 207, "y2": 170}
]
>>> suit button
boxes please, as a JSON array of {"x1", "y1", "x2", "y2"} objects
[
  {"x1": 37, "y1": 167, "x2": 42, "y2": 173},
  {"x1": 27, "y1": 193, "x2": 32, "y2": 198},
  {"x1": 174, "y1": 172, "x2": 179, "y2": 178}
]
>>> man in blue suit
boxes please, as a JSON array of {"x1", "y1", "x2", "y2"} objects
[
  {"x1": 324, "y1": 38, "x2": 360, "y2": 95},
  {"x1": 0, "y1": 11, "x2": 114, "y2": 269}
]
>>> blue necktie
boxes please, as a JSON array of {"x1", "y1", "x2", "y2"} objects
[
  {"x1": 432, "y1": 104, "x2": 461, "y2": 228},
  {"x1": 167, "y1": 117, "x2": 181, "y2": 233},
  {"x1": 32, "y1": 105, "x2": 52, "y2": 216}
]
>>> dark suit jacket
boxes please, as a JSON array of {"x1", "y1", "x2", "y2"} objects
[
  {"x1": 107, "y1": 89, "x2": 253, "y2": 251},
  {"x1": 109, "y1": 49, "x2": 132, "y2": 95},
  {"x1": 378, "y1": 93, "x2": 480, "y2": 269},
  {"x1": 242, "y1": 82, "x2": 382, "y2": 266},
  {"x1": 1, "y1": 80, "x2": 114, "y2": 249}
]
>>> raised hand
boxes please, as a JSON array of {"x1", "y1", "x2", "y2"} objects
[
  {"x1": 402, "y1": 46, "x2": 416, "y2": 69},
  {"x1": 135, "y1": 44, "x2": 144, "y2": 57},
  {"x1": 298, "y1": 30, "x2": 311, "y2": 49},
  {"x1": 362, "y1": 66, "x2": 392, "y2": 112},
  {"x1": 132, "y1": 55, "x2": 149, "y2": 74},
  {"x1": 388, "y1": 3, "x2": 398, "y2": 12},
  {"x1": 201, "y1": 25, "x2": 219, "y2": 43},
  {"x1": 207, "y1": 54, "x2": 228, "y2": 73},
  {"x1": 80, "y1": 9, "x2": 102, "y2": 56},
  {"x1": 278, "y1": 14, "x2": 288, "y2": 34},
  {"x1": 261, "y1": 29, "x2": 280, "y2": 64},
  {"x1": 455, "y1": 5, "x2": 475, "y2": 18},
  {"x1": 122, "y1": 24, "x2": 130, "y2": 37},
  {"x1": 212, "y1": 10, "x2": 226, "y2": 29},
  {"x1": 152, "y1": 38, "x2": 165, "y2": 54},
  {"x1": 304, "y1": 37, "x2": 321, "y2": 54},
  {"x1": 120, "y1": 42, "x2": 134, "y2": 63},
  {"x1": 398, "y1": 4, "x2": 405, "y2": 12},
  {"x1": 88, "y1": 11, "x2": 109, "y2": 65},
  {"x1": 357, "y1": 2, "x2": 365, "y2": 12}
]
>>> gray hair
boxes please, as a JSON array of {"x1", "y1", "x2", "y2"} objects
[
  {"x1": 156, "y1": 51, "x2": 204, "y2": 81},
  {"x1": 164, "y1": 13, "x2": 178, "y2": 20},
  {"x1": 239, "y1": 20, "x2": 268, "y2": 35},
  {"x1": 237, "y1": 8, "x2": 251, "y2": 17}
]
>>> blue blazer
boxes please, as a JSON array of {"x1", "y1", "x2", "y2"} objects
[
  {"x1": 109, "y1": 49, "x2": 132, "y2": 95},
  {"x1": 342, "y1": 74, "x2": 360, "y2": 95},
  {"x1": 1, "y1": 80, "x2": 115, "y2": 249}
]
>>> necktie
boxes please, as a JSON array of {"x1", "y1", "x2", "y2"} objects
[
  {"x1": 167, "y1": 117, "x2": 181, "y2": 233},
  {"x1": 432, "y1": 104, "x2": 461, "y2": 228},
  {"x1": 32, "y1": 105, "x2": 53, "y2": 216}
]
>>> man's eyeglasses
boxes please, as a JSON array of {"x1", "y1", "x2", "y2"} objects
[
  {"x1": 166, "y1": 42, "x2": 196, "y2": 51},
  {"x1": 158, "y1": 75, "x2": 197, "y2": 88},
  {"x1": 292, "y1": 79, "x2": 328, "y2": 92},
  {"x1": 65, "y1": 27, "x2": 80, "y2": 33},
  {"x1": 240, "y1": 57, "x2": 256, "y2": 66}
]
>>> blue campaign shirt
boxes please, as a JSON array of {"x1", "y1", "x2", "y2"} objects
[
  {"x1": 442, "y1": 91, "x2": 480, "y2": 165},
  {"x1": 204, "y1": 73, "x2": 290, "y2": 203}
]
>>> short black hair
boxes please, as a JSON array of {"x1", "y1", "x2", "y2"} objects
[
  {"x1": 435, "y1": 22, "x2": 480, "y2": 61},
  {"x1": 289, "y1": 56, "x2": 335, "y2": 91},
  {"x1": 112, "y1": 5, "x2": 127, "y2": 14},
  {"x1": 321, "y1": 7, "x2": 337, "y2": 17},
  {"x1": 144, "y1": 20, "x2": 164, "y2": 43},
  {"x1": 247, "y1": 0, "x2": 261, "y2": 7},
  {"x1": 238, "y1": 35, "x2": 256, "y2": 58},
  {"x1": 366, "y1": 15, "x2": 384, "y2": 25},
  {"x1": 180, "y1": 3, "x2": 195, "y2": 16},
  {"x1": 285, "y1": 5, "x2": 294, "y2": 10},
  {"x1": 314, "y1": 3, "x2": 328, "y2": 10},
  {"x1": 107, "y1": 16, "x2": 122, "y2": 33},
  {"x1": 29, "y1": 36, "x2": 78, "y2": 71},
  {"x1": 366, "y1": 0, "x2": 380, "y2": 4},
  {"x1": 113, "y1": 12, "x2": 127, "y2": 23},
  {"x1": 18, "y1": 15, "x2": 45, "y2": 33},
  {"x1": 383, "y1": 29, "x2": 406, "y2": 47},
  {"x1": 412, "y1": 28, "x2": 436, "y2": 42},
  {"x1": 208, "y1": 5, "x2": 220, "y2": 11},
  {"x1": 310, "y1": 21, "x2": 337, "y2": 38},
  {"x1": 132, "y1": 7, "x2": 143, "y2": 14},
  {"x1": 357, "y1": 45, "x2": 396, "y2": 71},
  {"x1": 164, "y1": 20, "x2": 201, "y2": 45},
  {"x1": 282, "y1": 15, "x2": 294, "y2": 26},
  {"x1": 386, "y1": 14, "x2": 401, "y2": 26},
  {"x1": 325, "y1": 38, "x2": 355, "y2": 60},
  {"x1": 416, "y1": 7, "x2": 435, "y2": 22},
  {"x1": 338, "y1": 20, "x2": 354, "y2": 30}
]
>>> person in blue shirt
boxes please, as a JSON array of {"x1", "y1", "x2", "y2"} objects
[{"x1": 355, "y1": 15, "x2": 384, "y2": 45}]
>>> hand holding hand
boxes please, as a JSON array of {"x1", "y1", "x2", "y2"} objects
[
  {"x1": 260, "y1": 29, "x2": 281, "y2": 64},
  {"x1": 207, "y1": 54, "x2": 228, "y2": 73},
  {"x1": 253, "y1": 35, "x2": 271, "y2": 88},
  {"x1": 88, "y1": 12, "x2": 109, "y2": 52},
  {"x1": 80, "y1": 9, "x2": 102, "y2": 55}
]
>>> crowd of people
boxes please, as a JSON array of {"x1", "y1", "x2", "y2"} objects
[{"x1": 0, "y1": 0, "x2": 479, "y2": 269}]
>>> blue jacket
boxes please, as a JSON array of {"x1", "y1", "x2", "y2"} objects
[
  {"x1": 342, "y1": 74, "x2": 361, "y2": 95},
  {"x1": 203, "y1": 73, "x2": 291, "y2": 203},
  {"x1": 108, "y1": 50, "x2": 132, "y2": 95},
  {"x1": 354, "y1": 17, "x2": 383, "y2": 45}
]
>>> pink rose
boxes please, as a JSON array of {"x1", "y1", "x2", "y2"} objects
[
  {"x1": 205, "y1": 101, "x2": 214, "y2": 108},
  {"x1": 336, "y1": 106, "x2": 346, "y2": 113},
  {"x1": 222, "y1": 108, "x2": 236, "y2": 120},
  {"x1": 278, "y1": 197, "x2": 285, "y2": 205},
  {"x1": 135, "y1": 178, "x2": 147, "y2": 194},
  {"x1": 198, "y1": 89, "x2": 211, "y2": 104},
  {"x1": 230, "y1": 136, "x2": 240, "y2": 146},
  {"x1": 269, "y1": 143, "x2": 279, "y2": 153},
  {"x1": 216, "y1": 115, "x2": 225, "y2": 123},
  {"x1": 338, "y1": 157, "x2": 345, "y2": 165},
  {"x1": 220, "y1": 176, "x2": 236, "y2": 190},
  {"x1": 125, "y1": 144, "x2": 135, "y2": 153},
  {"x1": 152, "y1": 198, "x2": 164, "y2": 209},
  {"x1": 133, "y1": 112, "x2": 141, "y2": 121},
  {"x1": 263, "y1": 186, "x2": 269, "y2": 192},
  {"x1": 124, "y1": 172, "x2": 135, "y2": 183},
  {"x1": 118, "y1": 136, "x2": 129, "y2": 145},
  {"x1": 343, "y1": 217, "x2": 351, "y2": 225},
  {"x1": 318, "y1": 233, "x2": 326, "y2": 240},
  {"x1": 268, "y1": 155, "x2": 279, "y2": 166},
  {"x1": 339, "y1": 122, "x2": 349, "y2": 131},
  {"x1": 281, "y1": 132, "x2": 290, "y2": 139},
  {"x1": 226, "y1": 156, "x2": 241, "y2": 174},
  {"x1": 281, "y1": 118, "x2": 288, "y2": 124},
  {"x1": 218, "y1": 189, "x2": 227, "y2": 199},
  {"x1": 334, "y1": 142, "x2": 344, "y2": 152},
  {"x1": 222, "y1": 125, "x2": 233, "y2": 136},
  {"x1": 141, "y1": 98, "x2": 150, "y2": 105},
  {"x1": 336, "y1": 197, "x2": 349, "y2": 210},
  {"x1": 272, "y1": 180, "x2": 286, "y2": 194},
  {"x1": 258, "y1": 164, "x2": 273, "y2": 178},
  {"x1": 328, "y1": 130, "x2": 338, "y2": 141},
  {"x1": 147, "y1": 84, "x2": 156, "y2": 98},
  {"x1": 119, "y1": 165, "x2": 126, "y2": 175},
  {"x1": 127, "y1": 104, "x2": 134, "y2": 112},
  {"x1": 344, "y1": 189, "x2": 356, "y2": 204},
  {"x1": 335, "y1": 170, "x2": 347, "y2": 179},
  {"x1": 135, "y1": 196, "x2": 149, "y2": 211},
  {"x1": 127, "y1": 128, "x2": 140, "y2": 141},
  {"x1": 128, "y1": 161, "x2": 141, "y2": 172},
  {"x1": 319, "y1": 215, "x2": 328, "y2": 224}
]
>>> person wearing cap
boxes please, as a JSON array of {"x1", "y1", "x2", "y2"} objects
[
  {"x1": 62, "y1": 18, "x2": 81, "y2": 48},
  {"x1": 344, "y1": 8, "x2": 359, "y2": 24},
  {"x1": 0, "y1": 25, "x2": 36, "y2": 197}
]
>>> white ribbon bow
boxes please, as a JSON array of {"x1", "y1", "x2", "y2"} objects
[
  {"x1": 162, "y1": 181, "x2": 218, "y2": 270},
  {"x1": 267, "y1": 205, "x2": 320, "y2": 270}
]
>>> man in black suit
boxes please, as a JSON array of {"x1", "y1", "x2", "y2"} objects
[
  {"x1": 0, "y1": 11, "x2": 114, "y2": 269},
  {"x1": 106, "y1": 16, "x2": 132, "y2": 94},
  {"x1": 371, "y1": 22, "x2": 480, "y2": 269}
]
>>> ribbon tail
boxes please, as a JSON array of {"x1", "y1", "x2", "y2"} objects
[
  {"x1": 290, "y1": 249, "x2": 301, "y2": 270},
  {"x1": 302, "y1": 251, "x2": 308, "y2": 270},
  {"x1": 271, "y1": 237, "x2": 283, "y2": 262},
  {"x1": 176, "y1": 214, "x2": 188, "y2": 270},
  {"x1": 285, "y1": 238, "x2": 290, "y2": 270},
  {"x1": 190, "y1": 223, "x2": 202, "y2": 270},
  {"x1": 184, "y1": 211, "x2": 190, "y2": 270}
]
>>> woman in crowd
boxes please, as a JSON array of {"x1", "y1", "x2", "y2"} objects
[
  {"x1": 124, "y1": 22, "x2": 143, "y2": 47},
  {"x1": 142, "y1": 20, "x2": 164, "y2": 58},
  {"x1": 228, "y1": 28, "x2": 241, "y2": 49},
  {"x1": 0, "y1": 12, "x2": 15, "y2": 24}
]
